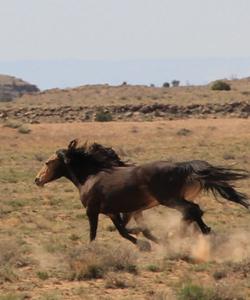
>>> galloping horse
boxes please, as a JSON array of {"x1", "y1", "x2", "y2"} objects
[{"x1": 35, "y1": 140, "x2": 249, "y2": 250}]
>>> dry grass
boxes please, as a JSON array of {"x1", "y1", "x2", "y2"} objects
[
  {"x1": 66, "y1": 242, "x2": 137, "y2": 280},
  {"x1": 0, "y1": 119, "x2": 249, "y2": 299}
]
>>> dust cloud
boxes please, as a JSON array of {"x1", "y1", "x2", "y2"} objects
[{"x1": 140, "y1": 209, "x2": 250, "y2": 263}]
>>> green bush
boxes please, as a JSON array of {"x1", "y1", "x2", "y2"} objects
[
  {"x1": 162, "y1": 82, "x2": 170, "y2": 88},
  {"x1": 172, "y1": 80, "x2": 180, "y2": 87},
  {"x1": 18, "y1": 125, "x2": 31, "y2": 134},
  {"x1": 178, "y1": 283, "x2": 213, "y2": 300},
  {"x1": 37, "y1": 271, "x2": 49, "y2": 280},
  {"x1": 211, "y1": 80, "x2": 231, "y2": 91},
  {"x1": 95, "y1": 110, "x2": 113, "y2": 122}
]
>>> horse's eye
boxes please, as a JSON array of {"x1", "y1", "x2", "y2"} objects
[{"x1": 45, "y1": 161, "x2": 49, "y2": 166}]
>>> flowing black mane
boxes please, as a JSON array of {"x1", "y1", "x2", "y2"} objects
[
  {"x1": 87, "y1": 143, "x2": 130, "y2": 168},
  {"x1": 57, "y1": 140, "x2": 131, "y2": 183}
]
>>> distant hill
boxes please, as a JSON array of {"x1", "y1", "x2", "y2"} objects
[
  {"x1": 0, "y1": 77, "x2": 249, "y2": 123},
  {"x1": 0, "y1": 74, "x2": 39, "y2": 102},
  {"x1": 2, "y1": 77, "x2": 249, "y2": 109}
]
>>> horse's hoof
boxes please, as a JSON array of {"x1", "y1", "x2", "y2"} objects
[
  {"x1": 137, "y1": 240, "x2": 151, "y2": 252},
  {"x1": 203, "y1": 227, "x2": 211, "y2": 235}
]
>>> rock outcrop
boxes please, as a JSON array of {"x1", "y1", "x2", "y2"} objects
[{"x1": 0, "y1": 75, "x2": 39, "y2": 101}]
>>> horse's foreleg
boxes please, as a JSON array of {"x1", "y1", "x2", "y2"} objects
[{"x1": 87, "y1": 209, "x2": 99, "y2": 241}]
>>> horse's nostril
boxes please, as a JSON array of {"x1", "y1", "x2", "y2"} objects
[{"x1": 35, "y1": 178, "x2": 40, "y2": 184}]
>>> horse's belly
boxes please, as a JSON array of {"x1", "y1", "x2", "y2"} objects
[{"x1": 100, "y1": 186, "x2": 157, "y2": 214}]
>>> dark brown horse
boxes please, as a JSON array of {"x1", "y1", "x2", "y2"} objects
[{"x1": 35, "y1": 140, "x2": 249, "y2": 250}]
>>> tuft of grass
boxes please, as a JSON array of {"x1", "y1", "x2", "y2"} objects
[
  {"x1": 177, "y1": 282, "x2": 244, "y2": 300},
  {"x1": 223, "y1": 153, "x2": 235, "y2": 160},
  {"x1": 146, "y1": 264, "x2": 161, "y2": 272},
  {"x1": 105, "y1": 272, "x2": 135, "y2": 289},
  {"x1": 177, "y1": 128, "x2": 192, "y2": 136},
  {"x1": 69, "y1": 233, "x2": 80, "y2": 241},
  {"x1": 3, "y1": 120, "x2": 22, "y2": 129},
  {"x1": 213, "y1": 270, "x2": 227, "y2": 280},
  {"x1": 177, "y1": 283, "x2": 214, "y2": 300},
  {"x1": 17, "y1": 125, "x2": 31, "y2": 134},
  {"x1": 37, "y1": 271, "x2": 49, "y2": 280},
  {"x1": 0, "y1": 267, "x2": 18, "y2": 284},
  {"x1": 106, "y1": 225, "x2": 116, "y2": 232}
]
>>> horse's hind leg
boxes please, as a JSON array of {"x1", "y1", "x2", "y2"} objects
[
  {"x1": 183, "y1": 201, "x2": 211, "y2": 234},
  {"x1": 109, "y1": 214, "x2": 151, "y2": 251},
  {"x1": 121, "y1": 212, "x2": 143, "y2": 235},
  {"x1": 133, "y1": 212, "x2": 159, "y2": 243},
  {"x1": 166, "y1": 198, "x2": 211, "y2": 235}
]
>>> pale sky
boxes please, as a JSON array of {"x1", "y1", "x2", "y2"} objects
[
  {"x1": 1, "y1": 0, "x2": 250, "y2": 61},
  {"x1": 1, "y1": 0, "x2": 250, "y2": 88}
]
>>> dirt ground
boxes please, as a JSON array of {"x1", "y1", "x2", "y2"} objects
[{"x1": 0, "y1": 119, "x2": 250, "y2": 300}]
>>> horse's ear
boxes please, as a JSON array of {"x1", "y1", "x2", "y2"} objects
[
  {"x1": 68, "y1": 139, "x2": 78, "y2": 150},
  {"x1": 56, "y1": 150, "x2": 70, "y2": 164}
]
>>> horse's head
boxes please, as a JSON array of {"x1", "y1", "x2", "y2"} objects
[{"x1": 35, "y1": 139, "x2": 78, "y2": 187}]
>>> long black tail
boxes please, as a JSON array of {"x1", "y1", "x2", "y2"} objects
[{"x1": 184, "y1": 160, "x2": 250, "y2": 209}]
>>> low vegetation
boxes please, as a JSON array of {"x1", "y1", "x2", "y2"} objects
[
  {"x1": 95, "y1": 109, "x2": 113, "y2": 122},
  {"x1": 0, "y1": 120, "x2": 249, "y2": 299},
  {"x1": 211, "y1": 80, "x2": 231, "y2": 91},
  {"x1": 67, "y1": 243, "x2": 137, "y2": 280}
]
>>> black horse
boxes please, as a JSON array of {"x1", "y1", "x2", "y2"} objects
[{"x1": 35, "y1": 140, "x2": 249, "y2": 250}]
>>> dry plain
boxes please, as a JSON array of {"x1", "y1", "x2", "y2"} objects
[{"x1": 0, "y1": 118, "x2": 250, "y2": 300}]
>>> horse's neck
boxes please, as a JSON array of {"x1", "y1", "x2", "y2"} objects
[{"x1": 64, "y1": 164, "x2": 82, "y2": 190}]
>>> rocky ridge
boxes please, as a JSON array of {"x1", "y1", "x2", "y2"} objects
[
  {"x1": 0, "y1": 101, "x2": 249, "y2": 123},
  {"x1": 0, "y1": 74, "x2": 39, "y2": 101}
]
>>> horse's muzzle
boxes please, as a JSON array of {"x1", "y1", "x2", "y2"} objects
[{"x1": 35, "y1": 177, "x2": 43, "y2": 187}]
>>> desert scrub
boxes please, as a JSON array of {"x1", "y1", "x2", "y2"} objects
[
  {"x1": 211, "y1": 80, "x2": 231, "y2": 91},
  {"x1": 105, "y1": 272, "x2": 136, "y2": 289},
  {"x1": 66, "y1": 242, "x2": 138, "y2": 280},
  {"x1": 177, "y1": 282, "x2": 244, "y2": 300},
  {"x1": 3, "y1": 119, "x2": 22, "y2": 129},
  {"x1": 18, "y1": 125, "x2": 31, "y2": 134},
  {"x1": 177, "y1": 283, "x2": 214, "y2": 300},
  {"x1": 177, "y1": 128, "x2": 192, "y2": 136},
  {"x1": 146, "y1": 264, "x2": 161, "y2": 272},
  {"x1": 37, "y1": 271, "x2": 49, "y2": 280},
  {"x1": 95, "y1": 109, "x2": 113, "y2": 122}
]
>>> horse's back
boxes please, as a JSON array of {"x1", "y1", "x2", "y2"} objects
[{"x1": 82, "y1": 160, "x2": 202, "y2": 214}]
